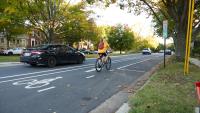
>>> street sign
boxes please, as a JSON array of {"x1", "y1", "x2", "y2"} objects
[
  {"x1": 163, "y1": 20, "x2": 168, "y2": 38},
  {"x1": 163, "y1": 20, "x2": 168, "y2": 68}
]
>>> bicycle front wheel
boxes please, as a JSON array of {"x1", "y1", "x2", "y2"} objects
[
  {"x1": 95, "y1": 58, "x2": 102, "y2": 72},
  {"x1": 106, "y1": 57, "x2": 111, "y2": 70}
]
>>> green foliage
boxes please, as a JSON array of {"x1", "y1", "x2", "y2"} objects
[
  {"x1": 192, "y1": 47, "x2": 200, "y2": 56},
  {"x1": 0, "y1": 0, "x2": 26, "y2": 48},
  {"x1": 107, "y1": 25, "x2": 134, "y2": 53},
  {"x1": 61, "y1": 2, "x2": 99, "y2": 45}
]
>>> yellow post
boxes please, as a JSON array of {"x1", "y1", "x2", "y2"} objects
[
  {"x1": 184, "y1": 0, "x2": 192, "y2": 75},
  {"x1": 184, "y1": 0, "x2": 195, "y2": 75},
  {"x1": 187, "y1": 0, "x2": 195, "y2": 73}
]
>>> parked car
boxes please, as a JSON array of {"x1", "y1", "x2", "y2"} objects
[
  {"x1": 3, "y1": 47, "x2": 24, "y2": 55},
  {"x1": 165, "y1": 49, "x2": 172, "y2": 55},
  {"x1": 20, "y1": 44, "x2": 85, "y2": 67},
  {"x1": 142, "y1": 48, "x2": 151, "y2": 55},
  {"x1": 159, "y1": 50, "x2": 164, "y2": 53}
]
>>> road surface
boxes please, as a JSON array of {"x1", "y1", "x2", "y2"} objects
[{"x1": 0, "y1": 53, "x2": 164, "y2": 113}]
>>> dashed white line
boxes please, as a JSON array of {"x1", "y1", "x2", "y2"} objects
[
  {"x1": 85, "y1": 69, "x2": 96, "y2": 72},
  {"x1": 117, "y1": 59, "x2": 151, "y2": 69},
  {"x1": 118, "y1": 68, "x2": 145, "y2": 73},
  {"x1": 0, "y1": 66, "x2": 94, "y2": 84},
  {"x1": 0, "y1": 64, "x2": 93, "y2": 80},
  {"x1": 37, "y1": 86, "x2": 55, "y2": 93},
  {"x1": 85, "y1": 75, "x2": 95, "y2": 79}
]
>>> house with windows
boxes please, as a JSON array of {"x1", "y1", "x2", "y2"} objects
[{"x1": 0, "y1": 30, "x2": 44, "y2": 49}]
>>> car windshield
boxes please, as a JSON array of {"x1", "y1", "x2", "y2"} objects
[{"x1": 143, "y1": 48, "x2": 148, "y2": 50}]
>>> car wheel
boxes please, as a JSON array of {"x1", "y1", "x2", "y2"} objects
[
  {"x1": 8, "y1": 52, "x2": 13, "y2": 56},
  {"x1": 48, "y1": 56, "x2": 57, "y2": 68},
  {"x1": 77, "y1": 57, "x2": 84, "y2": 64},
  {"x1": 30, "y1": 64, "x2": 37, "y2": 67}
]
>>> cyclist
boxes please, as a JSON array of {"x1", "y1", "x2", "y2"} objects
[{"x1": 97, "y1": 38, "x2": 111, "y2": 62}]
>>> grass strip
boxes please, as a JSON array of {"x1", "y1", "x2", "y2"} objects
[{"x1": 129, "y1": 61, "x2": 200, "y2": 113}]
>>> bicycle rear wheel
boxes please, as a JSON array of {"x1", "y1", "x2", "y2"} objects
[
  {"x1": 95, "y1": 58, "x2": 103, "y2": 72},
  {"x1": 106, "y1": 57, "x2": 111, "y2": 70}
]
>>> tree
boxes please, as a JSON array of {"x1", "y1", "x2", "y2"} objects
[
  {"x1": 86, "y1": 0, "x2": 200, "y2": 61},
  {"x1": 107, "y1": 25, "x2": 134, "y2": 54},
  {"x1": 61, "y1": 2, "x2": 99, "y2": 46},
  {"x1": 0, "y1": 0, "x2": 26, "y2": 49},
  {"x1": 17, "y1": 0, "x2": 70, "y2": 44},
  {"x1": 124, "y1": 0, "x2": 200, "y2": 61}
]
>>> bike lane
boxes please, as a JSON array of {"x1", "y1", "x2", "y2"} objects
[{"x1": 0, "y1": 54, "x2": 163, "y2": 113}]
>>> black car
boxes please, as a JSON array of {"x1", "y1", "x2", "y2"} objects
[
  {"x1": 20, "y1": 44, "x2": 85, "y2": 67},
  {"x1": 165, "y1": 49, "x2": 172, "y2": 55}
]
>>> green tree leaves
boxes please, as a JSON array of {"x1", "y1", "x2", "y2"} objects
[{"x1": 107, "y1": 25, "x2": 134, "y2": 54}]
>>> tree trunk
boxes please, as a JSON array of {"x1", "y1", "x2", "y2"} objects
[
  {"x1": 120, "y1": 48, "x2": 122, "y2": 54},
  {"x1": 175, "y1": 26, "x2": 186, "y2": 61},
  {"x1": 48, "y1": 28, "x2": 54, "y2": 44}
]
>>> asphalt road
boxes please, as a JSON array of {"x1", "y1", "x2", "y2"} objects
[{"x1": 0, "y1": 53, "x2": 164, "y2": 113}]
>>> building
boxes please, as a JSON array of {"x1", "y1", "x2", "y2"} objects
[{"x1": 0, "y1": 30, "x2": 44, "y2": 49}]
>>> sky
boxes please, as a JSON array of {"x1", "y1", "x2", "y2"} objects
[{"x1": 68, "y1": 0, "x2": 173, "y2": 44}]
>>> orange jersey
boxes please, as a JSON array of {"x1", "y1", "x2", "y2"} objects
[{"x1": 98, "y1": 40, "x2": 109, "y2": 53}]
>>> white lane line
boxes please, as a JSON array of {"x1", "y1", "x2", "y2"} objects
[
  {"x1": 85, "y1": 75, "x2": 95, "y2": 79},
  {"x1": 0, "y1": 57, "x2": 142, "y2": 80},
  {"x1": 117, "y1": 59, "x2": 151, "y2": 69},
  {"x1": 0, "y1": 55, "x2": 160, "y2": 83},
  {"x1": 118, "y1": 68, "x2": 145, "y2": 73},
  {"x1": 0, "y1": 66, "x2": 94, "y2": 84},
  {"x1": 85, "y1": 69, "x2": 96, "y2": 72},
  {"x1": 0, "y1": 64, "x2": 93, "y2": 80},
  {"x1": 37, "y1": 86, "x2": 55, "y2": 93}
]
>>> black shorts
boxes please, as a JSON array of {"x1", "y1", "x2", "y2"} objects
[{"x1": 98, "y1": 53, "x2": 107, "y2": 58}]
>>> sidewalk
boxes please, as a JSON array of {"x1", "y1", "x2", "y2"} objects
[{"x1": 190, "y1": 58, "x2": 200, "y2": 67}]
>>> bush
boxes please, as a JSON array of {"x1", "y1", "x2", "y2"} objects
[{"x1": 192, "y1": 47, "x2": 200, "y2": 56}]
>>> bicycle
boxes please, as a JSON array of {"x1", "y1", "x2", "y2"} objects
[{"x1": 95, "y1": 51, "x2": 111, "y2": 72}]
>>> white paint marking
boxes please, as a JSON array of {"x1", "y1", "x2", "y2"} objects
[
  {"x1": 118, "y1": 68, "x2": 145, "y2": 73},
  {"x1": 0, "y1": 55, "x2": 161, "y2": 84},
  {"x1": 0, "y1": 57, "x2": 139, "y2": 80},
  {"x1": 37, "y1": 86, "x2": 55, "y2": 93},
  {"x1": 117, "y1": 59, "x2": 151, "y2": 69},
  {"x1": 0, "y1": 64, "x2": 93, "y2": 80},
  {"x1": 85, "y1": 69, "x2": 96, "y2": 72},
  {"x1": 0, "y1": 66, "x2": 93, "y2": 84},
  {"x1": 109, "y1": 69, "x2": 114, "y2": 72},
  {"x1": 86, "y1": 75, "x2": 95, "y2": 79}
]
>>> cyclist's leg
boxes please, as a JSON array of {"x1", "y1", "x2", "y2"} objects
[{"x1": 104, "y1": 51, "x2": 108, "y2": 62}]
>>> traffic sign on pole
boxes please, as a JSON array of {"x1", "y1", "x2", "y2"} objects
[
  {"x1": 163, "y1": 20, "x2": 168, "y2": 38},
  {"x1": 163, "y1": 20, "x2": 168, "y2": 68}
]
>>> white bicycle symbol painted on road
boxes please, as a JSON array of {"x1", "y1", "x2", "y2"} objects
[{"x1": 12, "y1": 77, "x2": 63, "y2": 89}]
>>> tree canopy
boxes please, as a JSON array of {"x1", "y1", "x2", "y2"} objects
[
  {"x1": 107, "y1": 25, "x2": 134, "y2": 54},
  {"x1": 0, "y1": 0, "x2": 26, "y2": 48}
]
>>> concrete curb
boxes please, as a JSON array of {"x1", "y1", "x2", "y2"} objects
[
  {"x1": 89, "y1": 56, "x2": 170, "y2": 113},
  {"x1": 0, "y1": 62, "x2": 20, "y2": 64},
  {"x1": 0, "y1": 62, "x2": 22, "y2": 67}
]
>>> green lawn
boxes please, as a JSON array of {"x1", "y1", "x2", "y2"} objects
[
  {"x1": 129, "y1": 61, "x2": 200, "y2": 113},
  {"x1": 0, "y1": 55, "x2": 20, "y2": 62}
]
